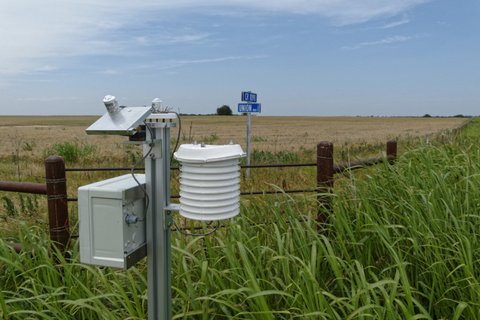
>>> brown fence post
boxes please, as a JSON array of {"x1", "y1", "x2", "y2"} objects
[
  {"x1": 45, "y1": 156, "x2": 69, "y2": 252},
  {"x1": 387, "y1": 140, "x2": 397, "y2": 164},
  {"x1": 317, "y1": 141, "x2": 334, "y2": 225}
]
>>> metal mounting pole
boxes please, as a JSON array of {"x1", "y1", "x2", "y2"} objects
[
  {"x1": 246, "y1": 112, "x2": 251, "y2": 177},
  {"x1": 145, "y1": 114, "x2": 176, "y2": 320}
]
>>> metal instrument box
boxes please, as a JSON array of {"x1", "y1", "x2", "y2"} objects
[{"x1": 78, "y1": 174, "x2": 147, "y2": 269}]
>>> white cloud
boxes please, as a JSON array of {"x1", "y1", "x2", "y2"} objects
[
  {"x1": 107, "y1": 55, "x2": 268, "y2": 74},
  {"x1": 134, "y1": 32, "x2": 213, "y2": 46},
  {"x1": 382, "y1": 17, "x2": 411, "y2": 29},
  {"x1": 343, "y1": 36, "x2": 413, "y2": 50},
  {"x1": 0, "y1": 0, "x2": 432, "y2": 75},
  {"x1": 33, "y1": 65, "x2": 58, "y2": 73},
  {"x1": 343, "y1": 34, "x2": 426, "y2": 50},
  {"x1": 98, "y1": 69, "x2": 120, "y2": 75},
  {"x1": 16, "y1": 96, "x2": 80, "y2": 102},
  {"x1": 156, "y1": 55, "x2": 268, "y2": 70}
]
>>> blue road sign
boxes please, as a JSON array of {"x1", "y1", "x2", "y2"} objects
[
  {"x1": 238, "y1": 103, "x2": 261, "y2": 113},
  {"x1": 241, "y1": 91, "x2": 257, "y2": 103}
]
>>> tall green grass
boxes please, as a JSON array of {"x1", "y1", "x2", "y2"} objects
[
  {"x1": 43, "y1": 142, "x2": 96, "y2": 163},
  {"x1": 2, "y1": 120, "x2": 480, "y2": 318},
  {"x1": 0, "y1": 226, "x2": 147, "y2": 320},
  {"x1": 332, "y1": 142, "x2": 480, "y2": 319}
]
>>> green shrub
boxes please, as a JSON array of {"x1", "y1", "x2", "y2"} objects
[{"x1": 44, "y1": 142, "x2": 96, "y2": 163}]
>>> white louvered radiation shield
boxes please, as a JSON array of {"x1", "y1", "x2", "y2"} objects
[{"x1": 174, "y1": 144, "x2": 245, "y2": 221}]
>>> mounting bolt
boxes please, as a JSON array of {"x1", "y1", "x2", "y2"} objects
[{"x1": 125, "y1": 214, "x2": 139, "y2": 225}]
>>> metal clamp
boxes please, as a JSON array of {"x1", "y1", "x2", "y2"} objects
[
  {"x1": 164, "y1": 203, "x2": 180, "y2": 212},
  {"x1": 164, "y1": 203, "x2": 180, "y2": 229}
]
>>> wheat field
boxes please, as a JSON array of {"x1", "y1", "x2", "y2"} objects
[{"x1": 0, "y1": 115, "x2": 467, "y2": 160}]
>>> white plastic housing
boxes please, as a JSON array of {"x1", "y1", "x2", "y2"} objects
[
  {"x1": 78, "y1": 174, "x2": 146, "y2": 269},
  {"x1": 103, "y1": 95, "x2": 120, "y2": 113},
  {"x1": 151, "y1": 98, "x2": 163, "y2": 113},
  {"x1": 174, "y1": 144, "x2": 245, "y2": 221}
]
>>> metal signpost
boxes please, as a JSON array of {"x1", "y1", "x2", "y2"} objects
[{"x1": 239, "y1": 91, "x2": 261, "y2": 177}]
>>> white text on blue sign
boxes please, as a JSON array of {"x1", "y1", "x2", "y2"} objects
[
  {"x1": 241, "y1": 92, "x2": 257, "y2": 103},
  {"x1": 238, "y1": 103, "x2": 261, "y2": 113}
]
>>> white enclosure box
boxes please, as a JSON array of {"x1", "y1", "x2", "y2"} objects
[{"x1": 78, "y1": 174, "x2": 147, "y2": 269}]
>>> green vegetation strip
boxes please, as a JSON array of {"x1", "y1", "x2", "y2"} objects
[{"x1": 2, "y1": 118, "x2": 480, "y2": 319}]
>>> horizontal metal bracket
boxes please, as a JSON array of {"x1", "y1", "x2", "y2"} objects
[{"x1": 164, "y1": 203, "x2": 180, "y2": 212}]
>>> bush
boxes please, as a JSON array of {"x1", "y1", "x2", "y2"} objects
[{"x1": 44, "y1": 142, "x2": 96, "y2": 163}]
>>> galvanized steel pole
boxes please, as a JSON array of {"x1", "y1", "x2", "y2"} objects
[
  {"x1": 246, "y1": 112, "x2": 251, "y2": 177},
  {"x1": 145, "y1": 115, "x2": 175, "y2": 320}
]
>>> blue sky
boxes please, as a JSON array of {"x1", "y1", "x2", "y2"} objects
[{"x1": 1, "y1": 0, "x2": 479, "y2": 116}]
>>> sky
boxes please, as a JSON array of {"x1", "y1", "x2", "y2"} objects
[{"x1": 1, "y1": 0, "x2": 479, "y2": 116}]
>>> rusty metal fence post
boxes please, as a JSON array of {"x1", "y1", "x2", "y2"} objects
[
  {"x1": 387, "y1": 140, "x2": 397, "y2": 164},
  {"x1": 317, "y1": 141, "x2": 334, "y2": 225},
  {"x1": 45, "y1": 156, "x2": 70, "y2": 252}
]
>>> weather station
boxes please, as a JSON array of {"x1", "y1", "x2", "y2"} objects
[{"x1": 78, "y1": 95, "x2": 245, "y2": 320}]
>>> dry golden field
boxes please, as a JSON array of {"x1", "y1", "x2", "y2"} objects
[
  {"x1": 0, "y1": 115, "x2": 469, "y2": 234},
  {"x1": 0, "y1": 114, "x2": 468, "y2": 187},
  {"x1": 0, "y1": 115, "x2": 468, "y2": 159}
]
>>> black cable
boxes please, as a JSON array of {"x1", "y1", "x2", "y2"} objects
[
  {"x1": 170, "y1": 111, "x2": 182, "y2": 165},
  {"x1": 131, "y1": 121, "x2": 153, "y2": 213}
]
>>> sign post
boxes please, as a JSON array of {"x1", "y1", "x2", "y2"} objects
[{"x1": 238, "y1": 92, "x2": 262, "y2": 177}]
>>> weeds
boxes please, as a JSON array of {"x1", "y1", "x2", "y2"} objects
[
  {"x1": 1, "y1": 194, "x2": 39, "y2": 219},
  {"x1": 180, "y1": 121, "x2": 195, "y2": 143},
  {"x1": 18, "y1": 194, "x2": 39, "y2": 216},
  {"x1": 22, "y1": 141, "x2": 35, "y2": 152},
  {"x1": 252, "y1": 135, "x2": 268, "y2": 142},
  {"x1": 250, "y1": 149, "x2": 299, "y2": 164},
  {"x1": 44, "y1": 141, "x2": 96, "y2": 163},
  {"x1": 2, "y1": 196, "x2": 17, "y2": 217},
  {"x1": 124, "y1": 144, "x2": 142, "y2": 165},
  {"x1": 201, "y1": 133, "x2": 219, "y2": 144}
]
